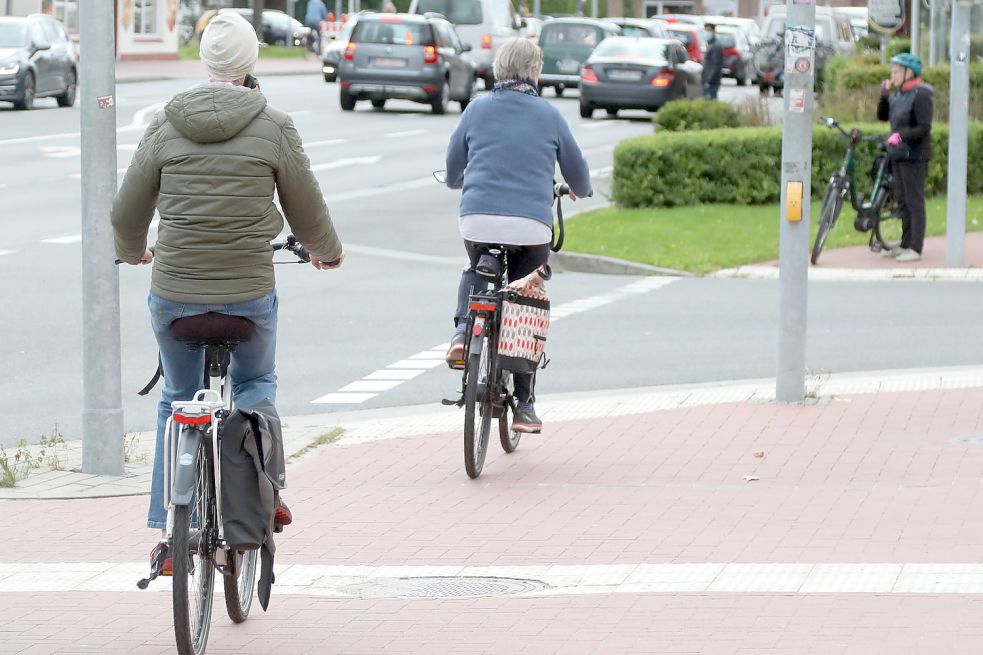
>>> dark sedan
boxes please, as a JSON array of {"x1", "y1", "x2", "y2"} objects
[
  {"x1": 0, "y1": 15, "x2": 77, "y2": 110},
  {"x1": 579, "y1": 37, "x2": 702, "y2": 118}
]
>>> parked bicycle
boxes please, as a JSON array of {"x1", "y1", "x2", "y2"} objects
[
  {"x1": 128, "y1": 236, "x2": 316, "y2": 655},
  {"x1": 811, "y1": 117, "x2": 902, "y2": 265}
]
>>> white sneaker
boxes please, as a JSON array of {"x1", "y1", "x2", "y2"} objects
[
  {"x1": 895, "y1": 249, "x2": 922, "y2": 262},
  {"x1": 882, "y1": 246, "x2": 903, "y2": 257}
]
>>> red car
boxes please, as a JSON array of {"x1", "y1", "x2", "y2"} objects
[{"x1": 664, "y1": 23, "x2": 704, "y2": 63}]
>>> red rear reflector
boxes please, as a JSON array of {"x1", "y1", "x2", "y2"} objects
[
  {"x1": 341, "y1": 81, "x2": 352, "y2": 88},
  {"x1": 344, "y1": 42, "x2": 356, "y2": 60},
  {"x1": 174, "y1": 414, "x2": 211, "y2": 426},
  {"x1": 580, "y1": 66, "x2": 598, "y2": 84},
  {"x1": 424, "y1": 44, "x2": 438, "y2": 64},
  {"x1": 481, "y1": 34, "x2": 492, "y2": 49},
  {"x1": 469, "y1": 303, "x2": 497, "y2": 312}
]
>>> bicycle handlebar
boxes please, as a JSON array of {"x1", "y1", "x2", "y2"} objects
[
  {"x1": 271, "y1": 234, "x2": 341, "y2": 266},
  {"x1": 820, "y1": 117, "x2": 886, "y2": 145}
]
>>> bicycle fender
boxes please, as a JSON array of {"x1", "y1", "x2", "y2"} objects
[{"x1": 171, "y1": 428, "x2": 203, "y2": 506}]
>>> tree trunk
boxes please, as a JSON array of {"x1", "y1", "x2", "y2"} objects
[{"x1": 252, "y1": 0, "x2": 266, "y2": 42}]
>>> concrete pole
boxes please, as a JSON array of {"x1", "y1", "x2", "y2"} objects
[
  {"x1": 880, "y1": 34, "x2": 889, "y2": 64},
  {"x1": 79, "y1": 0, "x2": 124, "y2": 475},
  {"x1": 945, "y1": 0, "x2": 972, "y2": 266},
  {"x1": 911, "y1": 0, "x2": 921, "y2": 57},
  {"x1": 776, "y1": 0, "x2": 816, "y2": 403},
  {"x1": 928, "y1": 0, "x2": 938, "y2": 65},
  {"x1": 534, "y1": 0, "x2": 541, "y2": 15}
]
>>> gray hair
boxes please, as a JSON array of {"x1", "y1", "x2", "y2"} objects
[{"x1": 493, "y1": 37, "x2": 544, "y2": 82}]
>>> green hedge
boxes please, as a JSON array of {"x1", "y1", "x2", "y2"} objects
[
  {"x1": 653, "y1": 99, "x2": 742, "y2": 131},
  {"x1": 826, "y1": 61, "x2": 983, "y2": 94},
  {"x1": 612, "y1": 122, "x2": 983, "y2": 208}
]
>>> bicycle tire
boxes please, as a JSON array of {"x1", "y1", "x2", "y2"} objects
[
  {"x1": 463, "y1": 337, "x2": 493, "y2": 479},
  {"x1": 172, "y1": 437, "x2": 216, "y2": 655},
  {"x1": 224, "y1": 549, "x2": 258, "y2": 623},
  {"x1": 811, "y1": 178, "x2": 845, "y2": 265},
  {"x1": 498, "y1": 372, "x2": 520, "y2": 453},
  {"x1": 872, "y1": 186, "x2": 903, "y2": 252}
]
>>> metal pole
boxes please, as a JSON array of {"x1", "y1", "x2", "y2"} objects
[
  {"x1": 929, "y1": 0, "x2": 937, "y2": 65},
  {"x1": 880, "y1": 34, "x2": 889, "y2": 64},
  {"x1": 592, "y1": 0, "x2": 599, "y2": 17},
  {"x1": 79, "y1": 0, "x2": 124, "y2": 475},
  {"x1": 946, "y1": 0, "x2": 971, "y2": 266},
  {"x1": 911, "y1": 0, "x2": 921, "y2": 57},
  {"x1": 776, "y1": 0, "x2": 816, "y2": 403},
  {"x1": 534, "y1": 0, "x2": 541, "y2": 16}
]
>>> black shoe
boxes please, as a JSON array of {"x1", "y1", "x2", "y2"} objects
[
  {"x1": 512, "y1": 404, "x2": 542, "y2": 433},
  {"x1": 446, "y1": 332, "x2": 466, "y2": 370}
]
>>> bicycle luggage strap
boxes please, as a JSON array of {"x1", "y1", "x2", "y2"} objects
[
  {"x1": 552, "y1": 197, "x2": 565, "y2": 253},
  {"x1": 138, "y1": 353, "x2": 164, "y2": 396}
]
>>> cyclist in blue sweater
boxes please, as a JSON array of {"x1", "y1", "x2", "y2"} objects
[{"x1": 443, "y1": 37, "x2": 592, "y2": 433}]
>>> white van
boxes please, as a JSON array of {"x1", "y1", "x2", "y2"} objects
[{"x1": 408, "y1": 0, "x2": 522, "y2": 88}]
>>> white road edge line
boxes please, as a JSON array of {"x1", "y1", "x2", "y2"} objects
[
  {"x1": 0, "y1": 250, "x2": 14, "y2": 257},
  {"x1": 385, "y1": 129, "x2": 427, "y2": 138},
  {"x1": 41, "y1": 235, "x2": 82, "y2": 245}
]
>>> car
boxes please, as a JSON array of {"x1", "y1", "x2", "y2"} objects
[
  {"x1": 579, "y1": 37, "x2": 702, "y2": 118},
  {"x1": 757, "y1": 6, "x2": 855, "y2": 94},
  {"x1": 606, "y1": 17, "x2": 667, "y2": 38},
  {"x1": 323, "y1": 14, "x2": 364, "y2": 82},
  {"x1": 0, "y1": 14, "x2": 77, "y2": 111},
  {"x1": 519, "y1": 15, "x2": 545, "y2": 42},
  {"x1": 713, "y1": 25, "x2": 752, "y2": 86},
  {"x1": 664, "y1": 22, "x2": 704, "y2": 63},
  {"x1": 408, "y1": 0, "x2": 523, "y2": 88},
  {"x1": 701, "y1": 15, "x2": 762, "y2": 47},
  {"x1": 196, "y1": 8, "x2": 308, "y2": 46},
  {"x1": 538, "y1": 17, "x2": 621, "y2": 96},
  {"x1": 337, "y1": 13, "x2": 477, "y2": 114}
]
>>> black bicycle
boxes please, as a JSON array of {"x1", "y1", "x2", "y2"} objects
[{"x1": 811, "y1": 117, "x2": 903, "y2": 265}]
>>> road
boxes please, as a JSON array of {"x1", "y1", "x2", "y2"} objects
[{"x1": 1, "y1": 75, "x2": 981, "y2": 446}]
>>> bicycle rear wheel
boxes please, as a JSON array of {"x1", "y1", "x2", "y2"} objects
[
  {"x1": 224, "y1": 549, "x2": 258, "y2": 623},
  {"x1": 172, "y1": 435, "x2": 216, "y2": 655},
  {"x1": 873, "y1": 186, "x2": 903, "y2": 252},
  {"x1": 811, "y1": 178, "x2": 845, "y2": 265},
  {"x1": 464, "y1": 334, "x2": 494, "y2": 479},
  {"x1": 498, "y1": 372, "x2": 520, "y2": 453}
]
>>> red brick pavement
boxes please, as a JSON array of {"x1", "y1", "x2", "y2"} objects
[{"x1": 4, "y1": 386, "x2": 983, "y2": 652}]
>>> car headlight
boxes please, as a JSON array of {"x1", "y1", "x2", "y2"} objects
[{"x1": 0, "y1": 62, "x2": 19, "y2": 75}]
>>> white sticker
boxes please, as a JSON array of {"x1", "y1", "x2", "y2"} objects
[
  {"x1": 789, "y1": 88, "x2": 807, "y2": 113},
  {"x1": 179, "y1": 453, "x2": 194, "y2": 466}
]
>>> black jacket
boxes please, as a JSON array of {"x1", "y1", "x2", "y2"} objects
[
  {"x1": 702, "y1": 37, "x2": 724, "y2": 86},
  {"x1": 877, "y1": 82, "x2": 934, "y2": 162}
]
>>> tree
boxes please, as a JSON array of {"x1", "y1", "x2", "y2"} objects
[{"x1": 252, "y1": 0, "x2": 265, "y2": 41}]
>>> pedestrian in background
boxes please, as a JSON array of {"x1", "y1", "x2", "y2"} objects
[
  {"x1": 306, "y1": 0, "x2": 329, "y2": 52},
  {"x1": 878, "y1": 52, "x2": 933, "y2": 263},
  {"x1": 702, "y1": 23, "x2": 724, "y2": 100}
]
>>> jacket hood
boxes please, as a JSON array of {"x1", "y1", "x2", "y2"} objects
[{"x1": 165, "y1": 84, "x2": 267, "y2": 144}]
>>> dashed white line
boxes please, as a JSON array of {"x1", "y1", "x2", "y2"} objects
[
  {"x1": 363, "y1": 369, "x2": 426, "y2": 381},
  {"x1": 312, "y1": 392, "x2": 379, "y2": 404},
  {"x1": 339, "y1": 380, "x2": 404, "y2": 392},
  {"x1": 70, "y1": 168, "x2": 128, "y2": 180},
  {"x1": 0, "y1": 250, "x2": 14, "y2": 257},
  {"x1": 41, "y1": 235, "x2": 82, "y2": 245},
  {"x1": 310, "y1": 155, "x2": 382, "y2": 172},
  {"x1": 40, "y1": 146, "x2": 81, "y2": 158},
  {"x1": 304, "y1": 138, "x2": 347, "y2": 149},
  {"x1": 288, "y1": 110, "x2": 313, "y2": 117},
  {"x1": 386, "y1": 129, "x2": 426, "y2": 138},
  {"x1": 327, "y1": 177, "x2": 434, "y2": 203}
]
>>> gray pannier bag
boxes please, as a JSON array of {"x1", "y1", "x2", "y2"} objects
[{"x1": 220, "y1": 398, "x2": 286, "y2": 610}]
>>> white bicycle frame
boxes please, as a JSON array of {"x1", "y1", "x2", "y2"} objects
[{"x1": 163, "y1": 367, "x2": 234, "y2": 562}]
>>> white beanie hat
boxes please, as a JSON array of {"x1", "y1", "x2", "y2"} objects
[{"x1": 200, "y1": 12, "x2": 259, "y2": 82}]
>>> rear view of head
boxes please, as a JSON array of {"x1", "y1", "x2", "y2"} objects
[
  {"x1": 493, "y1": 37, "x2": 544, "y2": 83},
  {"x1": 200, "y1": 12, "x2": 259, "y2": 83}
]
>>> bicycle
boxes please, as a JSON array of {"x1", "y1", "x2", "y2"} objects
[
  {"x1": 129, "y1": 235, "x2": 316, "y2": 655},
  {"x1": 437, "y1": 174, "x2": 572, "y2": 478},
  {"x1": 811, "y1": 117, "x2": 903, "y2": 265}
]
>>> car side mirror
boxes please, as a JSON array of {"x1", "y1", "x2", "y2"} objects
[
  {"x1": 32, "y1": 39, "x2": 51, "y2": 52},
  {"x1": 462, "y1": 43, "x2": 472, "y2": 52},
  {"x1": 433, "y1": 170, "x2": 447, "y2": 184}
]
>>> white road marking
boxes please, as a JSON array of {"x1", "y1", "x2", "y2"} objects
[
  {"x1": 0, "y1": 131, "x2": 80, "y2": 146},
  {"x1": 288, "y1": 110, "x2": 313, "y2": 117},
  {"x1": 339, "y1": 380, "x2": 404, "y2": 392},
  {"x1": 386, "y1": 359, "x2": 445, "y2": 370},
  {"x1": 363, "y1": 369, "x2": 426, "y2": 381},
  {"x1": 117, "y1": 144, "x2": 139, "y2": 152},
  {"x1": 119, "y1": 102, "x2": 166, "y2": 132},
  {"x1": 41, "y1": 235, "x2": 82, "y2": 245},
  {"x1": 550, "y1": 277, "x2": 676, "y2": 322},
  {"x1": 0, "y1": 184, "x2": 6, "y2": 190},
  {"x1": 343, "y1": 244, "x2": 461, "y2": 266},
  {"x1": 589, "y1": 165, "x2": 613, "y2": 179},
  {"x1": 304, "y1": 138, "x2": 347, "y2": 149},
  {"x1": 311, "y1": 392, "x2": 379, "y2": 404},
  {"x1": 385, "y1": 129, "x2": 426, "y2": 138},
  {"x1": 0, "y1": 250, "x2": 14, "y2": 257},
  {"x1": 5, "y1": 562, "x2": 983, "y2": 596},
  {"x1": 580, "y1": 120, "x2": 617, "y2": 129},
  {"x1": 713, "y1": 265, "x2": 983, "y2": 283},
  {"x1": 327, "y1": 177, "x2": 433, "y2": 203},
  {"x1": 40, "y1": 146, "x2": 81, "y2": 158},
  {"x1": 69, "y1": 168, "x2": 128, "y2": 180},
  {"x1": 310, "y1": 155, "x2": 382, "y2": 172}
]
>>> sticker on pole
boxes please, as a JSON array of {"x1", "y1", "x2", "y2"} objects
[
  {"x1": 784, "y1": 26, "x2": 815, "y2": 75},
  {"x1": 789, "y1": 88, "x2": 806, "y2": 113},
  {"x1": 97, "y1": 95, "x2": 115, "y2": 110}
]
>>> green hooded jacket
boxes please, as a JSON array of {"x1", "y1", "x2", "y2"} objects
[{"x1": 111, "y1": 84, "x2": 342, "y2": 304}]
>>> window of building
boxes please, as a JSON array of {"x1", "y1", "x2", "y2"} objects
[
  {"x1": 51, "y1": 1, "x2": 79, "y2": 35},
  {"x1": 135, "y1": 0, "x2": 159, "y2": 36}
]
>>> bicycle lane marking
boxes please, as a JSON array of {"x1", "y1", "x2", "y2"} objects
[{"x1": 310, "y1": 276, "x2": 679, "y2": 405}]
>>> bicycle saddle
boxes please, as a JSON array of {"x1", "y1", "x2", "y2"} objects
[{"x1": 170, "y1": 313, "x2": 255, "y2": 345}]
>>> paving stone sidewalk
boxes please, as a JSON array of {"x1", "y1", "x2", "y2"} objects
[{"x1": 4, "y1": 370, "x2": 983, "y2": 653}]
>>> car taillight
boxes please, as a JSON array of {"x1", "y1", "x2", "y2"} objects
[
  {"x1": 580, "y1": 65, "x2": 598, "y2": 84},
  {"x1": 344, "y1": 42, "x2": 356, "y2": 61},
  {"x1": 424, "y1": 45, "x2": 438, "y2": 64},
  {"x1": 481, "y1": 34, "x2": 492, "y2": 49},
  {"x1": 723, "y1": 48, "x2": 738, "y2": 57},
  {"x1": 651, "y1": 70, "x2": 675, "y2": 87}
]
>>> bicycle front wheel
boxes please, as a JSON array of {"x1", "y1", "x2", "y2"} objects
[
  {"x1": 464, "y1": 335, "x2": 494, "y2": 479},
  {"x1": 811, "y1": 178, "x2": 845, "y2": 265},
  {"x1": 873, "y1": 186, "x2": 903, "y2": 252},
  {"x1": 172, "y1": 437, "x2": 216, "y2": 655},
  {"x1": 224, "y1": 549, "x2": 258, "y2": 623}
]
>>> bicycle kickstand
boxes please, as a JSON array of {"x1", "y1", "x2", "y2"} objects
[{"x1": 137, "y1": 541, "x2": 168, "y2": 590}]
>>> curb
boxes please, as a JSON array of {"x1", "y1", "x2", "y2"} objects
[
  {"x1": 116, "y1": 68, "x2": 320, "y2": 85},
  {"x1": 552, "y1": 251, "x2": 690, "y2": 277}
]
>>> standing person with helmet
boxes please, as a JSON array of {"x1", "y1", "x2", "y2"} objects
[
  {"x1": 443, "y1": 37, "x2": 592, "y2": 434},
  {"x1": 877, "y1": 52, "x2": 934, "y2": 262},
  {"x1": 111, "y1": 12, "x2": 344, "y2": 571}
]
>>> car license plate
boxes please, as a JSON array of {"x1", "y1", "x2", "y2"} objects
[
  {"x1": 558, "y1": 58, "x2": 580, "y2": 73},
  {"x1": 608, "y1": 69, "x2": 642, "y2": 81},
  {"x1": 373, "y1": 57, "x2": 406, "y2": 68}
]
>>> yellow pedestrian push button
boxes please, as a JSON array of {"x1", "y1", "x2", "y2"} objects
[{"x1": 786, "y1": 181, "x2": 803, "y2": 222}]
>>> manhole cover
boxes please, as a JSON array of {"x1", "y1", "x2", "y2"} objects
[
  {"x1": 337, "y1": 576, "x2": 550, "y2": 599},
  {"x1": 949, "y1": 436, "x2": 983, "y2": 446}
]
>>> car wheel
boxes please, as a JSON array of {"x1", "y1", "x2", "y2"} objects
[
  {"x1": 14, "y1": 72, "x2": 35, "y2": 110},
  {"x1": 371, "y1": 98, "x2": 386, "y2": 110},
  {"x1": 758, "y1": 82, "x2": 770, "y2": 96},
  {"x1": 606, "y1": 108, "x2": 618, "y2": 117},
  {"x1": 339, "y1": 88, "x2": 356, "y2": 111},
  {"x1": 483, "y1": 72, "x2": 495, "y2": 90},
  {"x1": 431, "y1": 82, "x2": 449, "y2": 115},
  {"x1": 555, "y1": 85, "x2": 564, "y2": 97},
  {"x1": 537, "y1": 81, "x2": 545, "y2": 95},
  {"x1": 56, "y1": 70, "x2": 77, "y2": 107},
  {"x1": 579, "y1": 101, "x2": 593, "y2": 119},
  {"x1": 323, "y1": 72, "x2": 337, "y2": 83}
]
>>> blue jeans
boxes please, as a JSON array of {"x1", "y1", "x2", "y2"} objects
[
  {"x1": 147, "y1": 291, "x2": 278, "y2": 529},
  {"x1": 703, "y1": 83, "x2": 720, "y2": 100}
]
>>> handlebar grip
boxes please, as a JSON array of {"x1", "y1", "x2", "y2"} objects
[
  {"x1": 292, "y1": 243, "x2": 311, "y2": 263},
  {"x1": 555, "y1": 183, "x2": 570, "y2": 197}
]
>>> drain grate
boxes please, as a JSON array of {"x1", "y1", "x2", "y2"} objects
[{"x1": 337, "y1": 576, "x2": 550, "y2": 599}]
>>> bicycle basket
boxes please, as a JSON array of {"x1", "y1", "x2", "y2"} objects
[{"x1": 498, "y1": 288, "x2": 550, "y2": 374}]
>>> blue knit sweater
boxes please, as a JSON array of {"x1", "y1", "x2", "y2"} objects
[{"x1": 445, "y1": 90, "x2": 593, "y2": 227}]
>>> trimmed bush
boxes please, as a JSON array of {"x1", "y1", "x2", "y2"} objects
[
  {"x1": 826, "y1": 61, "x2": 983, "y2": 95},
  {"x1": 653, "y1": 99, "x2": 742, "y2": 132},
  {"x1": 612, "y1": 122, "x2": 983, "y2": 208}
]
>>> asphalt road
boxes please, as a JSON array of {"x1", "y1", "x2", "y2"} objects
[{"x1": 1, "y1": 76, "x2": 981, "y2": 446}]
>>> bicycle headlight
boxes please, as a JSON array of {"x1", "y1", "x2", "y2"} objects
[{"x1": 0, "y1": 61, "x2": 19, "y2": 75}]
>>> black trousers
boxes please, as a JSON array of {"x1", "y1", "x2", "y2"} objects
[
  {"x1": 454, "y1": 241, "x2": 550, "y2": 404},
  {"x1": 892, "y1": 160, "x2": 928, "y2": 254}
]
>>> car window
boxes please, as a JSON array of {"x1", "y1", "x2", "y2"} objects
[
  {"x1": 0, "y1": 22, "x2": 28, "y2": 47},
  {"x1": 30, "y1": 22, "x2": 46, "y2": 45},
  {"x1": 673, "y1": 44, "x2": 688, "y2": 63},
  {"x1": 715, "y1": 32, "x2": 735, "y2": 48},
  {"x1": 446, "y1": 24, "x2": 464, "y2": 50},
  {"x1": 352, "y1": 20, "x2": 435, "y2": 46},
  {"x1": 414, "y1": 0, "x2": 483, "y2": 25},
  {"x1": 593, "y1": 38, "x2": 667, "y2": 61},
  {"x1": 41, "y1": 20, "x2": 61, "y2": 44},
  {"x1": 542, "y1": 24, "x2": 601, "y2": 46},
  {"x1": 665, "y1": 28, "x2": 692, "y2": 46},
  {"x1": 618, "y1": 25, "x2": 650, "y2": 37},
  {"x1": 341, "y1": 19, "x2": 356, "y2": 40}
]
